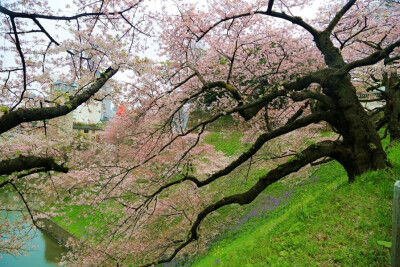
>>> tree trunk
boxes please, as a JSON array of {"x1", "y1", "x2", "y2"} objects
[
  {"x1": 384, "y1": 71, "x2": 400, "y2": 142},
  {"x1": 325, "y1": 75, "x2": 387, "y2": 182},
  {"x1": 311, "y1": 33, "x2": 388, "y2": 181}
]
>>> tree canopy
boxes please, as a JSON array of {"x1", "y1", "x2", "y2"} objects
[{"x1": 1, "y1": 0, "x2": 400, "y2": 265}]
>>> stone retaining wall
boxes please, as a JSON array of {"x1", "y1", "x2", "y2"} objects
[
  {"x1": 37, "y1": 218, "x2": 117, "y2": 265},
  {"x1": 37, "y1": 218, "x2": 75, "y2": 245}
]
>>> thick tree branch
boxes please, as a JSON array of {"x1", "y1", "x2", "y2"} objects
[
  {"x1": 289, "y1": 90, "x2": 335, "y2": 109},
  {"x1": 0, "y1": 167, "x2": 48, "y2": 189},
  {"x1": 141, "y1": 140, "x2": 346, "y2": 266},
  {"x1": 325, "y1": 0, "x2": 357, "y2": 34},
  {"x1": 143, "y1": 111, "x2": 332, "y2": 200},
  {"x1": 262, "y1": 10, "x2": 319, "y2": 37},
  {"x1": 239, "y1": 71, "x2": 325, "y2": 121},
  {"x1": 341, "y1": 38, "x2": 400, "y2": 73},
  {"x1": 196, "y1": 9, "x2": 318, "y2": 42},
  {"x1": 206, "y1": 81, "x2": 244, "y2": 104},
  {"x1": 266, "y1": 0, "x2": 274, "y2": 14},
  {"x1": 0, "y1": 155, "x2": 67, "y2": 179},
  {"x1": 283, "y1": 72, "x2": 322, "y2": 92},
  {"x1": 0, "y1": 67, "x2": 118, "y2": 134},
  {"x1": 0, "y1": 3, "x2": 140, "y2": 22}
]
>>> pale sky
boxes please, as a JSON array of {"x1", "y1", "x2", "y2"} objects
[
  {"x1": 0, "y1": 0, "x2": 323, "y2": 86},
  {"x1": 1, "y1": 0, "x2": 322, "y2": 66}
]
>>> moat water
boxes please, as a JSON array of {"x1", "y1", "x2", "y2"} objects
[{"x1": 0, "y1": 211, "x2": 67, "y2": 267}]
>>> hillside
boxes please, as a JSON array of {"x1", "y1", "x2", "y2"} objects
[
  {"x1": 48, "y1": 129, "x2": 398, "y2": 266},
  {"x1": 190, "y1": 141, "x2": 399, "y2": 266}
]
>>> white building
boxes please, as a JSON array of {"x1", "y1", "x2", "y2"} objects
[{"x1": 50, "y1": 80, "x2": 116, "y2": 138}]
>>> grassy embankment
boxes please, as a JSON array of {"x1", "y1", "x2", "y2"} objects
[
  {"x1": 190, "y1": 135, "x2": 398, "y2": 266},
  {"x1": 51, "y1": 114, "x2": 244, "y2": 241},
  {"x1": 51, "y1": 114, "x2": 397, "y2": 266}
]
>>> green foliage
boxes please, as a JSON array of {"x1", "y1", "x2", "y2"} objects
[
  {"x1": 258, "y1": 58, "x2": 267, "y2": 65},
  {"x1": 377, "y1": 240, "x2": 392, "y2": 248},
  {"x1": 53, "y1": 205, "x2": 100, "y2": 238},
  {"x1": 219, "y1": 57, "x2": 228, "y2": 65},
  {"x1": 0, "y1": 106, "x2": 10, "y2": 114}
]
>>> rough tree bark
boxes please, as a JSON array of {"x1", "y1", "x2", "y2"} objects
[
  {"x1": 307, "y1": 22, "x2": 389, "y2": 181},
  {"x1": 0, "y1": 67, "x2": 118, "y2": 135},
  {"x1": 131, "y1": 1, "x2": 400, "y2": 264},
  {"x1": 384, "y1": 71, "x2": 400, "y2": 142},
  {"x1": 0, "y1": 156, "x2": 68, "y2": 189},
  {"x1": 0, "y1": 1, "x2": 125, "y2": 205},
  {"x1": 324, "y1": 75, "x2": 387, "y2": 181}
]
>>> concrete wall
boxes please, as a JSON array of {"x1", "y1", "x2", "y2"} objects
[
  {"x1": 74, "y1": 102, "x2": 102, "y2": 124},
  {"x1": 37, "y1": 218, "x2": 75, "y2": 245}
]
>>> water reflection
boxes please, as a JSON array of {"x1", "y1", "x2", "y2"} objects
[
  {"x1": 0, "y1": 211, "x2": 68, "y2": 267},
  {"x1": 42, "y1": 228, "x2": 68, "y2": 264}
]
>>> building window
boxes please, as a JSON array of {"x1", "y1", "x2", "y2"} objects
[{"x1": 84, "y1": 129, "x2": 89, "y2": 133}]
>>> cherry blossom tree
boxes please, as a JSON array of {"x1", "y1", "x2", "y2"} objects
[
  {"x1": 360, "y1": 61, "x2": 400, "y2": 143},
  {"x1": 0, "y1": 0, "x2": 150, "y2": 256},
  {"x1": 337, "y1": 0, "x2": 400, "y2": 143},
  {"x1": 359, "y1": 61, "x2": 400, "y2": 143},
  {"x1": 1, "y1": 0, "x2": 400, "y2": 265},
  {"x1": 73, "y1": 0, "x2": 399, "y2": 265},
  {"x1": 0, "y1": 0, "x2": 151, "y2": 189}
]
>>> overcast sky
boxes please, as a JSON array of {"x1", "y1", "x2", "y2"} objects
[
  {"x1": 1, "y1": 0, "x2": 323, "y2": 87},
  {"x1": 1, "y1": 0, "x2": 322, "y2": 65}
]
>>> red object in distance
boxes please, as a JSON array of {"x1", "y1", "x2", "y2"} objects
[{"x1": 116, "y1": 105, "x2": 125, "y2": 116}]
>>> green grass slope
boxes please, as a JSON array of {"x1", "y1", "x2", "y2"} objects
[
  {"x1": 192, "y1": 143, "x2": 400, "y2": 267},
  {"x1": 48, "y1": 130, "x2": 399, "y2": 266}
]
